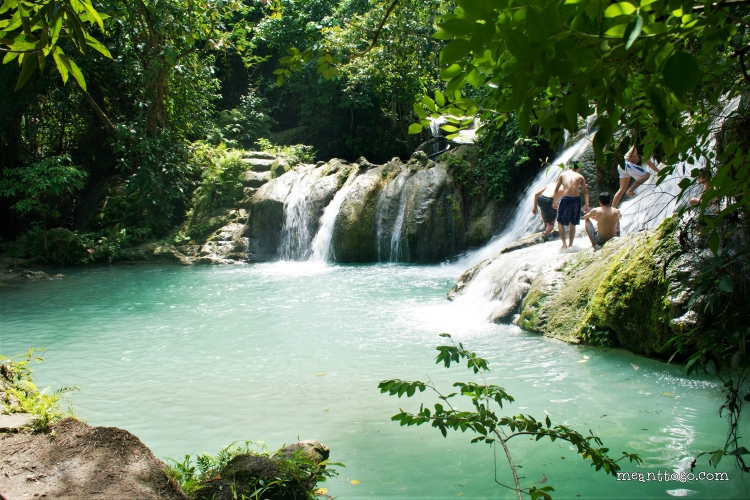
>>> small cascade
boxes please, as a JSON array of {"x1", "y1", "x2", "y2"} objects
[
  {"x1": 309, "y1": 173, "x2": 358, "y2": 262},
  {"x1": 375, "y1": 168, "x2": 409, "y2": 261},
  {"x1": 389, "y1": 181, "x2": 411, "y2": 262},
  {"x1": 619, "y1": 96, "x2": 741, "y2": 233},
  {"x1": 278, "y1": 168, "x2": 318, "y2": 260},
  {"x1": 454, "y1": 132, "x2": 595, "y2": 270}
]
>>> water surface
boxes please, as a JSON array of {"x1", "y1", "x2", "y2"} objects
[{"x1": 1, "y1": 263, "x2": 746, "y2": 499}]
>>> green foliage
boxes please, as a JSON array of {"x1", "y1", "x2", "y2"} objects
[
  {"x1": 256, "y1": 138, "x2": 316, "y2": 166},
  {"x1": 0, "y1": 155, "x2": 86, "y2": 220},
  {"x1": 0, "y1": 347, "x2": 78, "y2": 431},
  {"x1": 379, "y1": 334, "x2": 642, "y2": 498},
  {"x1": 208, "y1": 90, "x2": 273, "y2": 149},
  {"x1": 5, "y1": 225, "x2": 128, "y2": 265},
  {"x1": 0, "y1": 0, "x2": 112, "y2": 91},
  {"x1": 444, "y1": 119, "x2": 544, "y2": 202},
  {"x1": 186, "y1": 144, "x2": 246, "y2": 227},
  {"x1": 165, "y1": 441, "x2": 342, "y2": 500}
]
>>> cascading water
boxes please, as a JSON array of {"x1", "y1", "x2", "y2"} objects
[
  {"x1": 619, "y1": 96, "x2": 741, "y2": 233},
  {"x1": 454, "y1": 132, "x2": 596, "y2": 271},
  {"x1": 447, "y1": 133, "x2": 596, "y2": 321},
  {"x1": 375, "y1": 168, "x2": 409, "y2": 262},
  {"x1": 309, "y1": 173, "x2": 359, "y2": 262},
  {"x1": 450, "y1": 97, "x2": 742, "y2": 322},
  {"x1": 389, "y1": 182, "x2": 411, "y2": 263},
  {"x1": 278, "y1": 167, "x2": 318, "y2": 260}
]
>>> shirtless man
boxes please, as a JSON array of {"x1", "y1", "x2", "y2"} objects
[
  {"x1": 532, "y1": 182, "x2": 563, "y2": 239},
  {"x1": 552, "y1": 163, "x2": 589, "y2": 249},
  {"x1": 612, "y1": 143, "x2": 660, "y2": 208},
  {"x1": 583, "y1": 192, "x2": 621, "y2": 249}
]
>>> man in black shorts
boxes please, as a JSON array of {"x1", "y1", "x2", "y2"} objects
[{"x1": 532, "y1": 182, "x2": 561, "y2": 240}]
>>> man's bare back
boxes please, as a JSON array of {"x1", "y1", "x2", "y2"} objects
[
  {"x1": 540, "y1": 182, "x2": 560, "y2": 199},
  {"x1": 554, "y1": 169, "x2": 588, "y2": 200},
  {"x1": 584, "y1": 206, "x2": 620, "y2": 239}
]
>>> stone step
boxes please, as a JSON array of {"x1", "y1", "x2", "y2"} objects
[
  {"x1": 240, "y1": 158, "x2": 275, "y2": 172},
  {"x1": 243, "y1": 151, "x2": 276, "y2": 160},
  {"x1": 241, "y1": 170, "x2": 270, "y2": 187}
]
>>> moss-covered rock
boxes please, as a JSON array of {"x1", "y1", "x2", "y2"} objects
[{"x1": 519, "y1": 218, "x2": 684, "y2": 357}]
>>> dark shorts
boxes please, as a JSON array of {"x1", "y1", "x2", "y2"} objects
[
  {"x1": 557, "y1": 196, "x2": 581, "y2": 226},
  {"x1": 585, "y1": 219, "x2": 621, "y2": 246},
  {"x1": 537, "y1": 195, "x2": 557, "y2": 224}
]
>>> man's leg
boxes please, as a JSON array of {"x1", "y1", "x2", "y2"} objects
[
  {"x1": 558, "y1": 222, "x2": 567, "y2": 249},
  {"x1": 544, "y1": 222, "x2": 554, "y2": 235},
  {"x1": 612, "y1": 177, "x2": 630, "y2": 208},
  {"x1": 585, "y1": 220, "x2": 597, "y2": 248},
  {"x1": 625, "y1": 173, "x2": 650, "y2": 196},
  {"x1": 568, "y1": 224, "x2": 576, "y2": 247}
]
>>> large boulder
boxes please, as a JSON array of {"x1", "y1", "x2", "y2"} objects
[
  {"x1": 240, "y1": 161, "x2": 349, "y2": 261},
  {"x1": 333, "y1": 154, "x2": 466, "y2": 263}
]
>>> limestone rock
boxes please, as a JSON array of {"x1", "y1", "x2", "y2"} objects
[
  {"x1": 241, "y1": 158, "x2": 275, "y2": 172},
  {"x1": 0, "y1": 413, "x2": 36, "y2": 432},
  {"x1": 241, "y1": 170, "x2": 271, "y2": 188}
]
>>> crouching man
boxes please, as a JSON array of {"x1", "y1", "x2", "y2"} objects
[{"x1": 583, "y1": 192, "x2": 621, "y2": 249}]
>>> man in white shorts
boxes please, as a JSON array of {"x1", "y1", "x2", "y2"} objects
[{"x1": 612, "y1": 143, "x2": 660, "y2": 208}]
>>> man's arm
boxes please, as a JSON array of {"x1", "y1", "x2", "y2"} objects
[
  {"x1": 580, "y1": 177, "x2": 590, "y2": 212},
  {"x1": 582, "y1": 208, "x2": 597, "y2": 220}
]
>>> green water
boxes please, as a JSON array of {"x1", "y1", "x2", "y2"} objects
[{"x1": 1, "y1": 262, "x2": 747, "y2": 499}]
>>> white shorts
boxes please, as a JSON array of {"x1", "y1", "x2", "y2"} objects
[{"x1": 618, "y1": 161, "x2": 649, "y2": 180}]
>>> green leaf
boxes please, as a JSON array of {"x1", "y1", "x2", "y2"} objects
[
  {"x1": 718, "y1": 276, "x2": 733, "y2": 293},
  {"x1": 408, "y1": 123, "x2": 423, "y2": 134},
  {"x1": 14, "y1": 51, "x2": 38, "y2": 90},
  {"x1": 604, "y1": 2, "x2": 637, "y2": 17},
  {"x1": 413, "y1": 104, "x2": 427, "y2": 119},
  {"x1": 504, "y1": 30, "x2": 532, "y2": 60},
  {"x1": 435, "y1": 90, "x2": 445, "y2": 107},
  {"x1": 623, "y1": 14, "x2": 643, "y2": 50},
  {"x1": 440, "y1": 64, "x2": 463, "y2": 80},
  {"x1": 662, "y1": 51, "x2": 700, "y2": 98},
  {"x1": 57, "y1": 52, "x2": 86, "y2": 90},
  {"x1": 85, "y1": 34, "x2": 111, "y2": 58},
  {"x1": 708, "y1": 230, "x2": 720, "y2": 255},
  {"x1": 440, "y1": 39, "x2": 470, "y2": 65},
  {"x1": 466, "y1": 67, "x2": 482, "y2": 88},
  {"x1": 440, "y1": 18, "x2": 476, "y2": 37}
]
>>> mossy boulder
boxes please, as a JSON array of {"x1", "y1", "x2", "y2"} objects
[
  {"x1": 332, "y1": 166, "x2": 385, "y2": 262},
  {"x1": 519, "y1": 218, "x2": 686, "y2": 357}
]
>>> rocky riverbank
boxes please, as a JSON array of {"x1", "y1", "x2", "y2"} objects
[
  {"x1": 449, "y1": 217, "x2": 703, "y2": 359},
  {"x1": 0, "y1": 416, "x2": 332, "y2": 500}
]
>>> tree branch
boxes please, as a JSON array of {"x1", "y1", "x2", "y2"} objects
[
  {"x1": 351, "y1": 0, "x2": 401, "y2": 58},
  {"x1": 82, "y1": 90, "x2": 115, "y2": 132},
  {"x1": 496, "y1": 431, "x2": 523, "y2": 500}
]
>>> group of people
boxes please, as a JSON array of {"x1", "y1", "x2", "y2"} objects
[{"x1": 532, "y1": 144, "x2": 660, "y2": 250}]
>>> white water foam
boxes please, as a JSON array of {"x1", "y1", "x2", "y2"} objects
[
  {"x1": 279, "y1": 167, "x2": 318, "y2": 261},
  {"x1": 310, "y1": 173, "x2": 359, "y2": 262}
]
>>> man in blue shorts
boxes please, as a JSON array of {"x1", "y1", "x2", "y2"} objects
[
  {"x1": 552, "y1": 163, "x2": 590, "y2": 249},
  {"x1": 612, "y1": 143, "x2": 660, "y2": 208}
]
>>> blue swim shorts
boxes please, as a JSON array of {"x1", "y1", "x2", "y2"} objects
[{"x1": 557, "y1": 196, "x2": 581, "y2": 226}]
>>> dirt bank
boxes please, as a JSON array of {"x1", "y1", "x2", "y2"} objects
[{"x1": 0, "y1": 418, "x2": 186, "y2": 500}]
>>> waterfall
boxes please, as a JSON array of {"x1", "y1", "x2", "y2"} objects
[
  {"x1": 619, "y1": 96, "x2": 741, "y2": 233},
  {"x1": 454, "y1": 132, "x2": 596, "y2": 270},
  {"x1": 450, "y1": 97, "x2": 742, "y2": 322},
  {"x1": 389, "y1": 182, "x2": 410, "y2": 262},
  {"x1": 309, "y1": 173, "x2": 358, "y2": 262},
  {"x1": 278, "y1": 168, "x2": 318, "y2": 260},
  {"x1": 375, "y1": 168, "x2": 409, "y2": 261}
]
